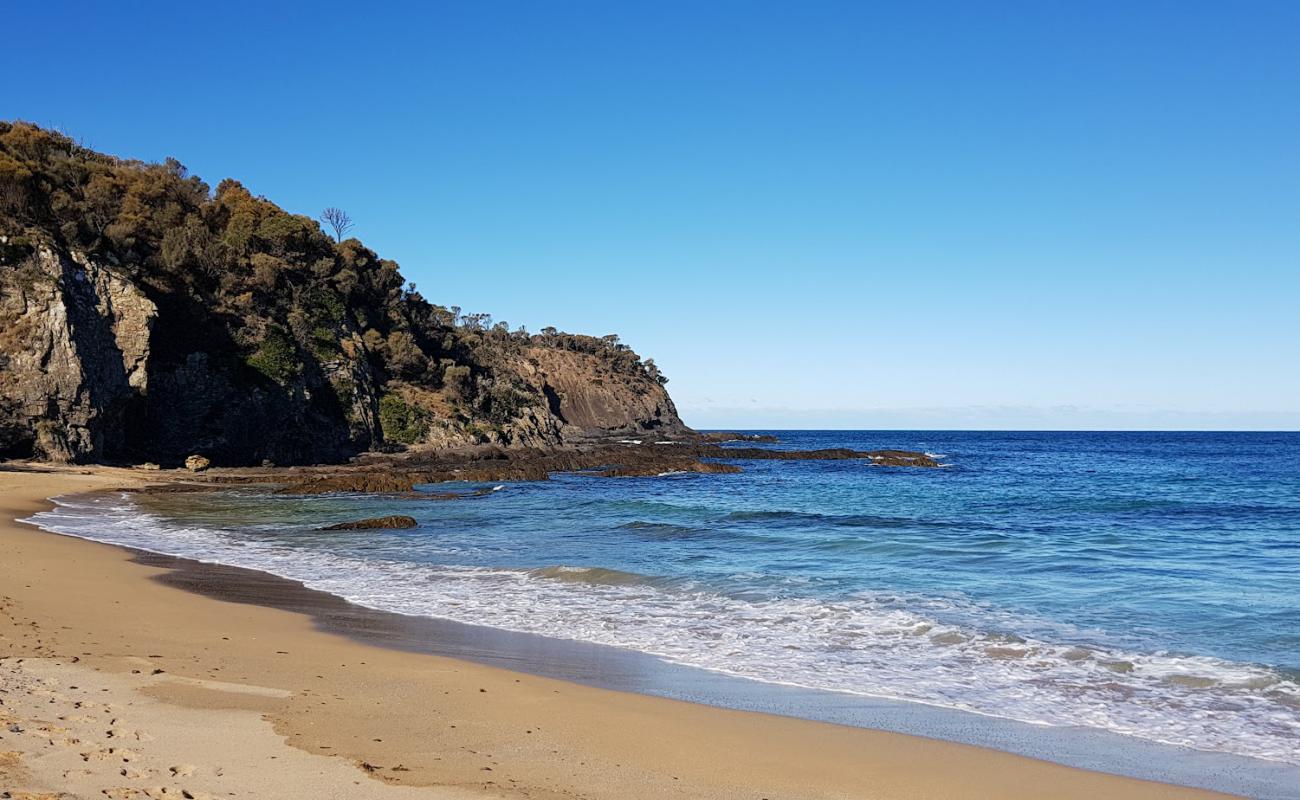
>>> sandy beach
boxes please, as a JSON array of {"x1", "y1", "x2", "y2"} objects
[{"x1": 0, "y1": 464, "x2": 1238, "y2": 799}]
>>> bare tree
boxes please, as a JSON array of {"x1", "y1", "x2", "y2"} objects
[{"x1": 320, "y1": 207, "x2": 354, "y2": 242}]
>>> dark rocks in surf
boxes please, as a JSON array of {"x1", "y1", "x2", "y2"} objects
[
  {"x1": 320, "y1": 515, "x2": 418, "y2": 531},
  {"x1": 699, "y1": 447, "x2": 939, "y2": 467},
  {"x1": 692, "y1": 432, "x2": 781, "y2": 444},
  {"x1": 865, "y1": 450, "x2": 941, "y2": 467}
]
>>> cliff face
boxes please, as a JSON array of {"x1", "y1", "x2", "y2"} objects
[
  {"x1": 0, "y1": 240, "x2": 376, "y2": 464},
  {"x1": 0, "y1": 244, "x2": 155, "y2": 461},
  {"x1": 0, "y1": 122, "x2": 688, "y2": 464},
  {"x1": 516, "y1": 347, "x2": 682, "y2": 439}
]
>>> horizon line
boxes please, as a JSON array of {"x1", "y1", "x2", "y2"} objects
[{"x1": 690, "y1": 427, "x2": 1300, "y2": 433}]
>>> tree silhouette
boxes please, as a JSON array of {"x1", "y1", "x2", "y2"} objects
[{"x1": 320, "y1": 207, "x2": 353, "y2": 242}]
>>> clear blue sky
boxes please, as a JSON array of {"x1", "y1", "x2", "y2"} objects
[{"x1": 5, "y1": 1, "x2": 1298, "y2": 429}]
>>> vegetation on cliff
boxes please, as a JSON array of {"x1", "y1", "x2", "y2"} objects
[{"x1": 0, "y1": 122, "x2": 683, "y2": 464}]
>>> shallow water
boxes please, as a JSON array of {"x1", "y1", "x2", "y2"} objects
[{"x1": 29, "y1": 431, "x2": 1300, "y2": 767}]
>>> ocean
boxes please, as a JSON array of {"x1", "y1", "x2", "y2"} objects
[{"x1": 27, "y1": 431, "x2": 1300, "y2": 773}]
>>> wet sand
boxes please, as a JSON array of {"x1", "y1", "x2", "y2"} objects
[{"x1": 0, "y1": 463, "x2": 1239, "y2": 799}]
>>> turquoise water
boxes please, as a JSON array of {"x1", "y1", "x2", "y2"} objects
[{"x1": 30, "y1": 431, "x2": 1300, "y2": 765}]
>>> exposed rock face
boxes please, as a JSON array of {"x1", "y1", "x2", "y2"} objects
[
  {"x1": 0, "y1": 243, "x2": 372, "y2": 466},
  {"x1": 0, "y1": 246, "x2": 156, "y2": 461},
  {"x1": 516, "y1": 347, "x2": 685, "y2": 440},
  {"x1": 139, "y1": 324, "x2": 379, "y2": 467}
]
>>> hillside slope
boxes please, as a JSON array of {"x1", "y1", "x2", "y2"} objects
[{"x1": 0, "y1": 122, "x2": 686, "y2": 465}]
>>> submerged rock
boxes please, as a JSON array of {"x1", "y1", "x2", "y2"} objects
[{"x1": 320, "y1": 515, "x2": 418, "y2": 531}]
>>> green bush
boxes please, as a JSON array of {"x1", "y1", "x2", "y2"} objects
[
  {"x1": 485, "y1": 383, "x2": 533, "y2": 424},
  {"x1": 379, "y1": 393, "x2": 429, "y2": 445},
  {"x1": 310, "y1": 325, "x2": 339, "y2": 360},
  {"x1": 246, "y1": 327, "x2": 300, "y2": 384}
]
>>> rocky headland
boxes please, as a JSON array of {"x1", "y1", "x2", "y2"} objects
[
  {"x1": 0, "y1": 122, "x2": 686, "y2": 466},
  {"x1": 0, "y1": 122, "x2": 937, "y2": 480}
]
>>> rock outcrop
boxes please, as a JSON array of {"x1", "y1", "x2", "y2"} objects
[
  {"x1": 0, "y1": 245, "x2": 155, "y2": 461},
  {"x1": 515, "y1": 347, "x2": 683, "y2": 440},
  {"x1": 261, "y1": 443, "x2": 939, "y2": 496},
  {"x1": 320, "y1": 515, "x2": 418, "y2": 531}
]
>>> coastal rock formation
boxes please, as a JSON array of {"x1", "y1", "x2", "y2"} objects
[
  {"x1": 515, "y1": 347, "x2": 683, "y2": 440},
  {"x1": 708, "y1": 447, "x2": 942, "y2": 467},
  {"x1": 320, "y1": 515, "x2": 418, "y2": 530},
  {"x1": 257, "y1": 443, "x2": 939, "y2": 496},
  {"x1": 0, "y1": 122, "x2": 687, "y2": 465},
  {"x1": 0, "y1": 245, "x2": 156, "y2": 461},
  {"x1": 693, "y1": 431, "x2": 780, "y2": 443}
]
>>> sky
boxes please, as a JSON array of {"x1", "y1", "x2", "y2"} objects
[{"x1": 4, "y1": 1, "x2": 1298, "y2": 429}]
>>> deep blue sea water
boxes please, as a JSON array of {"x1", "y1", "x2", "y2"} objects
[{"x1": 28, "y1": 431, "x2": 1300, "y2": 767}]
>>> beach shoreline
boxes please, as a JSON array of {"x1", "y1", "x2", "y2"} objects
[{"x1": 0, "y1": 464, "x2": 1242, "y2": 799}]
